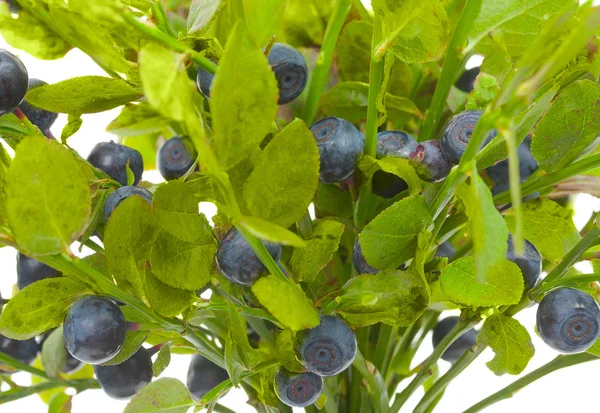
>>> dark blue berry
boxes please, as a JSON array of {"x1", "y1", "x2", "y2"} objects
[
  {"x1": 186, "y1": 354, "x2": 230, "y2": 401},
  {"x1": 310, "y1": 117, "x2": 364, "y2": 184},
  {"x1": 19, "y1": 79, "x2": 58, "y2": 132},
  {"x1": 63, "y1": 296, "x2": 126, "y2": 365},
  {"x1": 94, "y1": 347, "x2": 153, "y2": 399},
  {"x1": 487, "y1": 136, "x2": 537, "y2": 185},
  {"x1": 455, "y1": 66, "x2": 480, "y2": 93},
  {"x1": 274, "y1": 367, "x2": 323, "y2": 408},
  {"x1": 196, "y1": 63, "x2": 215, "y2": 99},
  {"x1": 537, "y1": 288, "x2": 600, "y2": 353},
  {"x1": 103, "y1": 186, "x2": 152, "y2": 222},
  {"x1": 506, "y1": 234, "x2": 542, "y2": 290},
  {"x1": 409, "y1": 140, "x2": 453, "y2": 182},
  {"x1": 440, "y1": 110, "x2": 497, "y2": 164},
  {"x1": 63, "y1": 350, "x2": 84, "y2": 374},
  {"x1": 0, "y1": 334, "x2": 38, "y2": 372},
  {"x1": 157, "y1": 137, "x2": 197, "y2": 181},
  {"x1": 352, "y1": 241, "x2": 378, "y2": 275},
  {"x1": 371, "y1": 171, "x2": 408, "y2": 198},
  {"x1": 2, "y1": 0, "x2": 21, "y2": 13},
  {"x1": 297, "y1": 315, "x2": 357, "y2": 376},
  {"x1": 0, "y1": 49, "x2": 28, "y2": 116},
  {"x1": 431, "y1": 316, "x2": 478, "y2": 362},
  {"x1": 435, "y1": 241, "x2": 456, "y2": 259},
  {"x1": 87, "y1": 141, "x2": 143, "y2": 186},
  {"x1": 267, "y1": 43, "x2": 308, "y2": 105},
  {"x1": 16, "y1": 253, "x2": 61, "y2": 290},
  {"x1": 215, "y1": 227, "x2": 282, "y2": 286},
  {"x1": 376, "y1": 130, "x2": 418, "y2": 159}
]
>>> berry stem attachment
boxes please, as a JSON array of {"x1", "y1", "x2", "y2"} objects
[{"x1": 464, "y1": 353, "x2": 599, "y2": 413}]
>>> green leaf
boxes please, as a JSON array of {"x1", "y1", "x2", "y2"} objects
[
  {"x1": 123, "y1": 378, "x2": 193, "y2": 413},
  {"x1": 290, "y1": 219, "x2": 344, "y2": 282},
  {"x1": 106, "y1": 103, "x2": 171, "y2": 137},
  {"x1": 143, "y1": 271, "x2": 196, "y2": 318},
  {"x1": 244, "y1": 0, "x2": 286, "y2": 45},
  {"x1": 477, "y1": 312, "x2": 535, "y2": 375},
  {"x1": 48, "y1": 393, "x2": 72, "y2": 413},
  {"x1": 372, "y1": 0, "x2": 449, "y2": 62},
  {"x1": 25, "y1": 77, "x2": 140, "y2": 115},
  {"x1": 188, "y1": 0, "x2": 225, "y2": 34},
  {"x1": 358, "y1": 155, "x2": 423, "y2": 196},
  {"x1": 123, "y1": 134, "x2": 159, "y2": 171},
  {"x1": 225, "y1": 328, "x2": 248, "y2": 386},
  {"x1": 244, "y1": 119, "x2": 320, "y2": 228},
  {"x1": 532, "y1": 80, "x2": 600, "y2": 172},
  {"x1": 0, "y1": 5, "x2": 71, "y2": 60},
  {"x1": 338, "y1": 269, "x2": 429, "y2": 328},
  {"x1": 338, "y1": 21, "x2": 373, "y2": 83},
  {"x1": 456, "y1": 174, "x2": 508, "y2": 282},
  {"x1": 0, "y1": 278, "x2": 91, "y2": 340},
  {"x1": 465, "y1": 73, "x2": 499, "y2": 110},
  {"x1": 359, "y1": 195, "x2": 433, "y2": 270},
  {"x1": 275, "y1": 329, "x2": 304, "y2": 372},
  {"x1": 61, "y1": 114, "x2": 83, "y2": 143},
  {"x1": 41, "y1": 327, "x2": 67, "y2": 378},
  {"x1": 211, "y1": 21, "x2": 279, "y2": 168},
  {"x1": 101, "y1": 330, "x2": 149, "y2": 366},
  {"x1": 252, "y1": 275, "x2": 320, "y2": 331},
  {"x1": 224, "y1": 301, "x2": 262, "y2": 385},
  {"x1": 5, "y1": 136, "x2": 91, "y2": 255},
  {"x1": 505, "y1": 198, "x2": 580, "y2": 263},
  {"x1": 319, "y1": 82, "x2": 421, "y2": 123},
  {"x1": 139, "y1": 43, "x2": 196, "y2": 122},
  {"x1": 152, "y1": 342, "x2": 173, "y2": 377},
  {"x1": 235, "y1": 216, "x2": 306, "y2": 247},
  {"x1": 314, "y1": 183, "x2": 353, "y2": 219},
  {"x1": 280, "y1": 0, "x2": 332, "y2": 47},
  {"x1": 440, "y1": 257, "x2": 524, "y2": 307}
]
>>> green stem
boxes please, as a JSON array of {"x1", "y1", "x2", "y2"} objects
[
  {"x1": 302, "y1": 0, "x2": 352, "y2": 125},
  {"x1": 372, "y1": 324, "x2": 396, "y2": 374},
  {"x1": 464, "y1": 353, "x2": 599, "y2": 413},
  {"x1": 213, "y1": 404, "x2": 238, "y2": 413},
  {"x1": 352, "y1": 350, "x2": 390, "y2": 413},
  {"x1": 82, "y1": 238, "x2": 104, "y2": 253},
  {"x1": 349, "y1": 328, "x2": 369, "y2": 413},
  {"x1": 390, "y1": 317, "x2": 478, "y2": 413},
  {"x1": 198, "y1": 303, "x2": 282, "y2": 326},
  {"x1": 532, "y1": 273, "x2": 600, "y2": 299},
  {"x1": 0, "y1": 380, "x2": 100, "y2": 404},
  {"x1": 504, "y1": 125, "x2": 524, "y2": 253},
  {"x1": 419, "y1": 0, "x2": 484, "y2": 141},
  {"x1": 351, "y1": 0, "x2": 372, "y2": 21}
]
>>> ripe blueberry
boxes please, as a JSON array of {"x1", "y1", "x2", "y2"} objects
[
  {"x1": 0, "y1": 334, "x2": 38, "y2": 372},
  {"x1": 18, "y1": 79, "x2": 58, "y2": 132},
  {"x1": 63, "y1": 296, "x2": 126, "y2": 365},
  {"x1": 455, "y1": 66, "x2": 480, "y2": 93},
  {"x1": 506, "y1": 234, "x2": 542, "y2": 290},
  {"x1": 94, "y1": 347, "x2": 153, "y2": 399},
  {"x1": 371, "y1": 131, "x2": 418, "y2": 198},
  {"x1": 216, "y1": 227, "x2": 282, "y2": 286},
  {"x1": 16, "y1": 253, "x2": 61, "y2": 290},
  {"x1": 297, "y1": 315, "x2": 357, "y2": 376},
  {"x1": 487, "y1": 136, "x2": 538, "y2": 185},
  {"x1": 440, "y1": 110, "x2": 497, "y2": 164},
  {"x1": 274, "y1": 367, "x2": 323, "y2": 408},
  {"x1": 310, "y1": 117, "x2": 364, "y2": 184},
  {"x1": 186, "y1": 354, "x2": 230, "y2": 401},
  {"x1": 196, "y1": 61, "x2": 215, "y2": 99},
  {"x1": 435, "y1": 241, "x2": 456, "y2": 259},
  {"x1": 352, "y1": 241, "x2": 378, "y2": 275},
  {"x1": 431, "y1": 316, "x2": 478, "y2": 363},
  {"x1": 267, "y1": 43, "x2": 308, "y2": 105},
  {"x1": 103, "y1": 186, "x2": 152, "y2": 222},
  {"x1": 537, "y1": 288, "x2": 600, "y2": 353},
  {"x1": 0, "y1": 49, "x2": 28, "y2": 116},
  {"x1": 87, "y1": 141, "x2": 143, "y2": 186},
  {"x1": 157, "y1": 137, "x2": 197, "y2": 181},
  {"x1": 409, "y1": 140, "x2": 453, "y2": 182},
  {"x1": 37, "y1": 330, "x2": 84, "y2": 374}
]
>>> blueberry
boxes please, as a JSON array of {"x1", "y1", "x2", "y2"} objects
[
  {"x1": 267, "y1": 43, "x2": 308, "y2": 105},
  {"x1": 196, "y1": 63, "x2": 215, "y2": 99},
  {"x1": 0, "y1": 334, "x2": 38, "y2": 372},
  {"x1": 186, "y1": 354, "x2": 230, "y2": 401},
  {"x1": 103, "y1": 186, "x2": 152, "y2": 222},
  {"x1": 455, "y1": 67, "x2": 480, "y2": 93},
  {"x1": 216, "y1": 227, "x2": 282, "y2": 286},
  {"x1": 506, "y1": 234, "x2": 542, "y2": 290},
  {"x1": 371, "y1": 171, "x2": 408, "y2": 198},
  {"x1": 409, "y1": 140, "x2": 453, "y2": 182},
  {"x1": 94, "y1": 347, "x2": 153, "y2": 399},
  {"x1": 87, "y1": 141, "x2": 144, "y2": 186},
  {"x1": 487, "y1": 136, "x2": 538, "y2": 185},
  {"x1": 431, "y1": 316, "x2": 478, "y2": 363},
  {"x1": 352, "y1": 241, "x2": 378, "y2": 275},
  {"x1": 310, "y1": 117, "x2": 364, "y2": 184},
  {"x1": 63, "y1": 296, "x2": 126, "y2": 365},
  {"x1": 63, "y1": 350, "x2": 84, "y2": 374},
  {"x1": 0, "y1": 49, "x2": 28, "y2": 116},
  {"x1": 376, "y1": 130, "x2": 418, "y2": 159},
  {"x1": 2, "y1": 0, "x2": 21, "y2": 13},
  {"x1": 440, "y1": 110, "x2": 497, "y2": 164},
  {"x1": 537, "y1": 288, "x2": 600, "y2": 353},
  {"x1": 157, "y1": 137, "x2": 197, "y2": 181},
  {"x1": 274, "y1": 367, "x2": 323, "y2": 408},
  {"x1": 297, "y1": 315, "x2": 357, "y2": 376},
  {"x1": 18, "y1": 79, "x2": 58, "y2": 132},
  {"x1": 435, "y1": 241, "x2": 456, "y2": 259},
  {"x1": 16, "y1": 253, "x2": 61, "y2": 290}
]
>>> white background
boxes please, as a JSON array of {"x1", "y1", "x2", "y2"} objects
[{"x1": 3, "y1": 6, "x2": 600, "y2": 413}]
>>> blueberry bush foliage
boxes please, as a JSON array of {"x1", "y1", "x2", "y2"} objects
[{"x1": 2, "y1": 0, "x2": 600, "y2": 412}]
